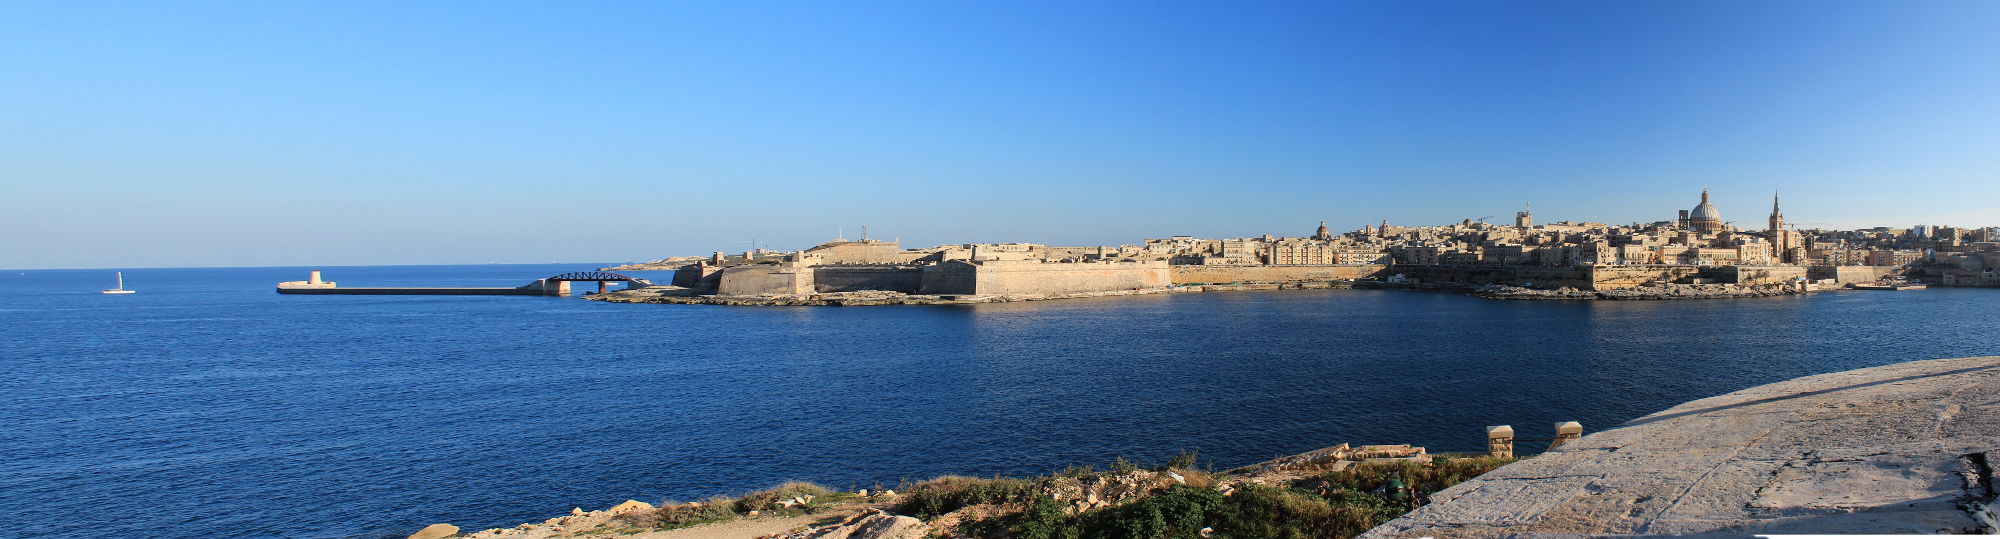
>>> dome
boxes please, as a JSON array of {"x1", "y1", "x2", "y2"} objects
[
  {"x1": 1691, "y1": 202, "x2": 1720, "y2": 221},
  {"x1": 1689, "y1": 189, "x2": 1721, "y2": 221}
]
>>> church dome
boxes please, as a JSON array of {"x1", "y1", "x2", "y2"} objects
[
  {"x1": 1691, "y1": 202, "x2": 1720, "y2": 221},
  {"x1": 1690, "y1": 189, "x2": 1721, "y2": 221}
]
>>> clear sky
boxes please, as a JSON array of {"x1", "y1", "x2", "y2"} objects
[{"x1": 5, "y1": 1, "x2": 1998, "y2": 269}]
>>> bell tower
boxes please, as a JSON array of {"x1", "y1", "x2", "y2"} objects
[{"x1": 1768, "y1": 192, "x2": 1787, "y2": 264}]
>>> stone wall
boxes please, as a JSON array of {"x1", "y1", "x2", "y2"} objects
[
  {"x1": 804, "y1": 240, "x2": 903, "y2": 265},
  {"x1": 1169, "y1": 265, "x2": 1389, "y2": 285},
  {"x1": 813, "y1": 266, "x2": 924, "y2": 293},
  {"x1": 671, "y1": 265, "x2": 723, "y2": 289},
  {"x1": 1377, "y1": 264, "x2": 1710, "y2": 290},
  {"x1": 717, "y1": 265, "x2": 813, "y2": 295},
  {"x1": 1699, "y1": 265, "x2": 1809, "y2": 285},
  {"x1": 918, "y1": 263, "x2": 979, "y2": 295},
  {"x1": 921, "y1": 260, "x2": 1170, "y2": 296},
  {"x1": 1390, "y1": 265, "x2": 1594, "y2": 289},
  {"x1": 1580, "y1": 265, "x2": 1704, "y2": 290},
  {"x1": 970, "y1": 260, "x2": 1171, "y2": 295},
  {"x1": 1806, "y1": 265, "x2": 1903, "y2": 282}
]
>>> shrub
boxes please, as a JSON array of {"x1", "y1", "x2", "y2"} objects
[
  {"x1": 895, "y1": 476, "x2": 1034, "y2": 519},
  {"x1": 734, "y1": 481, "x2": 831, "y2": 513},
  {"x1": 614, "y1": 495, "x2": 738, "y2": 530},
  {"x1": 954, "y1": 456, "x2": 1520, "y2": 539}
]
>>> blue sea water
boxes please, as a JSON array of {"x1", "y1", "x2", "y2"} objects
[{"x1": 2, "y1": 265, "x2": 1996, "y2": 539}]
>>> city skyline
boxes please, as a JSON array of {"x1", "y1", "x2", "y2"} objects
[{"x1": 6, "y1": 2, "x2": 2000, "y2": 269}]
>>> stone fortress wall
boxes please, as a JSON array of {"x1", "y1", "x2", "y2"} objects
[
  {"x1": 949, "y1": 260, "x2": 1171, "y2": 296},
  {"x1": 813, "y1": 266, "x2": 925, "y2": 294},
  {"x1": 715, "y1": 265, "x2": 812, "y2": 295},
  {"x1": 1808, "y1": 265, "x2": 1901, "y2": 283},
  {"x1": 702, "y1": 256, "x2": 1170, "y2": 298},
  {"x1": 1170, "y1": 265, "x2": 1388, "y2": 285}
]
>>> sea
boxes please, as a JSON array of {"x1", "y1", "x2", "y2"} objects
[{"x1": 2, "y1": 264, "x2": 1996, "y2": 539}]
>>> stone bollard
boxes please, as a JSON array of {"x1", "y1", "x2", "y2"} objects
[
  {"x1": 1486, "y1": 425, "x2": 1515, "y2": 459},
  {"x1": 1548, "y1": 421, "x2": 1583, "y2": 452}
]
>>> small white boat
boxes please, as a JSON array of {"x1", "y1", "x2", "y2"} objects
[{"x1": 102, "y1": 272, "x2": 136, "y2": 294}]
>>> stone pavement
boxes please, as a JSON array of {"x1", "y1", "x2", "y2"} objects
[{"x1": 1363, "y1": 356, "x2": 2000, "y2": 538}]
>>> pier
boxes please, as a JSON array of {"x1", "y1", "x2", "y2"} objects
[{"x1": 276, "y1": 271, "x2": 650, "y2": 296}]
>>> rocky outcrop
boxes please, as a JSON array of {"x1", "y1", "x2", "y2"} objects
[
  {"x1": 407, "y1": 523, "x2": 458, "y2": 539},
  {"x1": 1362, "y1": 355, "x2": 2000, "y2": 537},
  {"x1": 765, "y1": 508, "x2": 929, "y2": 539},
  {"x1": 1232, "y1": 443, "x2": 1431, "y2": 476},
  {"x1": 1038, "y1": 470, "x2": 1190, "y2": 514}
]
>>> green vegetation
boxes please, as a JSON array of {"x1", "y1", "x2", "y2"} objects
[
  {"x1": 609, "y1": 495, "x2": 738, "y2": 531},
  {"x1": 733, "y1": 481, "x2": 830, "y2": 513},
  {"x1": 611, "y1": 481, "x2": 833, "y2": 532},
  {"x1": 605, "y1": 454, "x2": 1517, "y2": 539},
  {"x1": 953, "y1": 455, "x2": 1519, "y2": 539},
  {"x1": 894, "y1": 476, "x2": 1035, "y2": 519}
]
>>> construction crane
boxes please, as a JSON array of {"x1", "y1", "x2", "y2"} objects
[{"x1": 1475, "y1": 215, "x2": 1495, "y2": 224}]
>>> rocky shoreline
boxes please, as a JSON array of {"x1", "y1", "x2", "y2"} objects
[
  {"x1": 582, "y1": 280, "x2": 1824, "y2": 307},
  {"x1": 1467, "y1": 282, "x2": 1809, "y2": 300},
  {"x1": 583, "y1": 286, "x2": 1192, "y2": 306},
  {"x1": 401, "y1": 444, "x2": 1466, "y2": 539}
]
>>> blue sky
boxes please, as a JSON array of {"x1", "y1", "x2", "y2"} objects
[{"x1": 5, "y1": 1, "x2": 1997, "y2": 268}]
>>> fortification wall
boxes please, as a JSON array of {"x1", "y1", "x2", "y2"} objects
[
  {"x1": 967, "y1": 260, "x2": 1171, "y2": 296},
  {"x1": 1169, "y1": 265, "x2": 1389, "y2": 285},
  {"x1": 1582, "y1": 265, "x2": 1704, "y2": 290},
  {"x1": 671, "y1": 265, "x2": 723, "y2": 289},
  {"x1": 1700, "y1": 265, "x2": 1809, "y2": 285},
  {"x1": 1808, "y1": 266, "x2": 1903, "y2": 282},
  {"x1": 919, "y1": 263, "x2": 979, "y2": 295},
  {"x1": 806, "y1": 241, "x2": 903, "y2": 265},
  {"x1": 1388, "y1": 265, "x2": 1593, "y2": 289},
  {"x1": 813, "y1": 266, "x2": 924, "y2": 293},
  {"x1": 717, "y1": 265, "x2": 813, "y2": 295}
]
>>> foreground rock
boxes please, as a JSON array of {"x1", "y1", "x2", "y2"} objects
[
  {"x1": 1469, "y1": 282, "x2": 1805, "y2": 300},
  {"x1": 407, "y1": 523, "x2": 458, "y2": 539},
  {"x1": 1363, "y1": 355, "x2": 2000, "y2": 537},
  {"x1": 764, "y1": 509, "x2": 928, "y2": 539}
]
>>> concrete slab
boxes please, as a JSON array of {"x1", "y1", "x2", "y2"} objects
[{"x1": 1362, "y1": 356, "x2": 2000, "y2": 538}]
